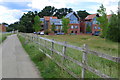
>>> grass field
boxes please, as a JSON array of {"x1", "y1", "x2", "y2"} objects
[
  {"x1": 41, "y1": 35, "x2": 118, "y2": 57},
  {"x1": 40, "y1": 35, "x2": 119, "y2": 78},
  {"x1": 19, "y1": 34, "x2": 119, "y2": 78}
]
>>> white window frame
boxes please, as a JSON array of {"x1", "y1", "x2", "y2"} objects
[
  {"x1": 71, "y1": 25, "x2": 74, "y2": 29},
  {"x1": 75, "y1": 26, "x2": 78, "y2": 29},
  {"x1": 94, "y1": 26, "x2": 97, "y2": 29}
]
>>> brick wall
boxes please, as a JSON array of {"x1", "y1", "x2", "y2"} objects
[
  {"x1": 68, "y1": 23, "x2": 80, "y2": 34},
  {"x1": 0, "y1": 24, "x2": 6, "y2": 32}
]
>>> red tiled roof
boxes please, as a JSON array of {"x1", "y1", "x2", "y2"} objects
[
  {"x1": 85, "y1": 14, "x2": 97, "y2": 20},
  {"x1": 44, "y1": 16, "x2": 57, "y2": 21}
]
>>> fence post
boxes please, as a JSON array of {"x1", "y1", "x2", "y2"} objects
[
  {"x1": 81, "y1": 44, "x2": 88, "y2": 79},
  {"x1": 62, "y1": 41, "x2": 67, "y2": 64},
  {"x1": 44, "y1": 39, "x2": 46, "y2": 53},
  {"x1": 28, "y1": 34, "x2": 29, "y2": 42},
  {"x1": 32, "y1": 35, "x2": 34, "y2": 42},
  {"x1": 51, "y1": 39, "x2": 54, "y2": 55},
  {"x1": 37, "y1": 35, "x2": 38, "y2": 42},
  {"x1": 32, "y1": 34, "x2": 33, "y2": 42}
]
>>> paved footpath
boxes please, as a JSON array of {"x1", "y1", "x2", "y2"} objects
[{"x1": 1, "y1": 34, "x2": 40, "y2": 78}]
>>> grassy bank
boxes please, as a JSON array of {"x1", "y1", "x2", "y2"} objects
[
  {"x1": 0, "y1": 33, "x2": 12, "y2": 43},
  {"x1": 18, "y1": 35, "x2": 72, "y2": 79}
]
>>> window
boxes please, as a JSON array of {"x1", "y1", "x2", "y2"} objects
[
  {"x1": 94, "y1": 26, "x2": 97, "y2": 29},
  {"x1": 60, "y1": 26, "x2": 63, "y2": 30},
  {"x1": 98, "y1": 27, "x2": 101, "y2": 29},
  {"x1": 60, "y1": 21, "x2": 62, "y2": 24},
  {"x1": 93, "y1": 21, "x2": 96, "y2": 24},
  {"x1": 50, "y1": 17, "x2": 52, "y2": 19},
  {"x1": 71, "y1": 25, "x2": 74, "y2": 29},
  {"x1": 71, "y1": 31, "x2": 73, "y2": 33},
  {"x1": 75, "y1": 26, "x2": 78, "y2": 29},
  {"x1": 75, "y1": 31, "x2": 77, "y2": 33},
  {"x1": 56, "y1": 26, "x2": 59, "y2": 29}
]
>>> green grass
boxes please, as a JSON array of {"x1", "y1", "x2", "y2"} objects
[
  {"x1": 41, "y1": 35, "x2": 118, "y2": 57},
  {"x1": 0, "y1": 33, "x2": 12, "y2": 43},
  {"x1": 18, "y1": 35, "x2": 72, "y2": 79},
  {"x1": 19, "y1": 34, "x2": 119, "y2": 79},
  {"x1": 40, "y1": 35, "x2": 119, "y2": 78}
]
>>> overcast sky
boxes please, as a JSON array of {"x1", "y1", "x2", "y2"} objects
[{"x1": 0, "y1": 0, "x2": 118, "y2": 24}]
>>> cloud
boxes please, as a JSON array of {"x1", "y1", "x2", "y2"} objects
[
  {"x1": 0, "y1": 2, "x2": 31, "y2": 10},
  {"x1": 0, "y1": 0, "x2": 32, "y2": 2},
  {"x1": 0, "y1": 0, "x2": 119, "y2": 24},
  {"x1": 0, "y1": 6, "x2": 24, "y2": 24},
  {"x1": 0, "y1": 1, "x2": 32, "y2": 24},
  {"x1": 29, "y1": 0, "x2": 118, "y2": 14}
]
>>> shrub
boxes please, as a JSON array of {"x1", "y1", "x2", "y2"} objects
[{"x1": 44, "y1": 30, "x2": 51, "y2": 35}]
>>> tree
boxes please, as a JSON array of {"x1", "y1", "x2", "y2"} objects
[
  {"x1": 7, "y1": 21, "x2": 25, "y2": 32},
  {"x1": 106, "y1": 12, "x2": 120, "y2": 42},
  {"x1": 51, "y1": 23, "x2": 55, "y2": 32},
  {"x1": 2, "y1": 22, "x2": 8, "y2": 25},
  {"x1": 62, "y1": 18, "x2": 70, "y2": 34},
  {"x1": 33, "y1": 15, "x2": 41, "y2": 32},
  {"x1": 54, "y1": 8, "x2": 73, "y2": 19},
  {"x1": 40, "y1": 6, "x2": 57, "y2": 17},
  {"x1": 86, "y1": 24, "x2": 91, "y2": 32},
  {"x1": 97, "y1": 4, "x2": 109, "y2": 38},
  {"x1": 19, "y1": 11, "x2": 36, "y2": 33},
  {"x1": 77, "y1": 10, "x2": 90, "y2": 20}
]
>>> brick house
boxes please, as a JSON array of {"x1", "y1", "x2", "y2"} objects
[
  {"x1": 40, "y1": 16, "x2": 62, "y2": 33},
  {"x1": 65, "y1": 12, "x2": 81, "y2": 34},
  {"x1": 84, "y1": 14, "x2": 101, "y2": 34},
  {"x1": 0, "y1": 24, "x2": 6, "y2": 32}
]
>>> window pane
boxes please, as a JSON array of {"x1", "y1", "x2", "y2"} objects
[{"x1": 71, "y1": 26, "x2": 74, "y2": 29}]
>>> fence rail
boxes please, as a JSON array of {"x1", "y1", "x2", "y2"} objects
[{"x1": 18, "y1": 33, "x2": 120, "y2": 79}]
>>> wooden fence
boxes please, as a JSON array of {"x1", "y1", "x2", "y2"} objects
[{"x1": 19, "y1": 33, "x2": 120, "y2": 79}]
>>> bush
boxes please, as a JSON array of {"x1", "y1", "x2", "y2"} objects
[
  {"x1": 106, "y1": 14, "x2": 120, "y2": 42},
  {"x1": 86, "y1": 25, "x2": 91, "y2": 33},
  {"x1": 44, "y1": 30, "x2": 51, "y2": 35}
]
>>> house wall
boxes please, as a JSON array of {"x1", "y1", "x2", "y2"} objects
[
  {"x1": 92, "y1": 24, "x2": 101, "y2": 33},
  {"x1": 54, "y1": 25, "x2": 62, "y2": 32},
  {"x1": 0, "y1": 24, "x2": 6, "y2": 32},
  {"x1": 81, "y1": 17, "x2": 101, "y2": 34},
  {"x1": 68, "y1": 24, "x2": 80, "y2": 34},
  {"x1": 69, "y1": 14, "x2": 79, "y2": 24},
  {"x1": 91, "y1": 17, "x2": 101, "y2": 33},
  {"x1": 80, "y1": 22, "x2": 86, "y2": 33}
]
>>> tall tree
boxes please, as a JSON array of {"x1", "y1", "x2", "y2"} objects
[
  {"x1": 7, "y1": 22, "x2": 25, "y2": 32},
  {"x1": 97, "y1": 4, "x2": 109, "y2": 38},
  {"x1": 62, "y1": 18, "x2": 70, "y2": 34},
  {"x1": 2, "y1": 22, "x2": 8, "y2": 25},
  {"x1": 77, "y1": 10, "x2": 90, "y2": 20},
  {"x1": 20, "y1": 11, "x2": 35, "y2": 33},
  {"x1": 106, "y1": 12, "x2": 120, "y2": 42},
  {"x1": 40, "y1": 6, "x2": 57, "y2": 17},
  {"x1": 33, "y1": 15, "x2": 41, "y2": 32},
  {"x1": 54, "y1": 8, "x2": 73, "y2": 19}
]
